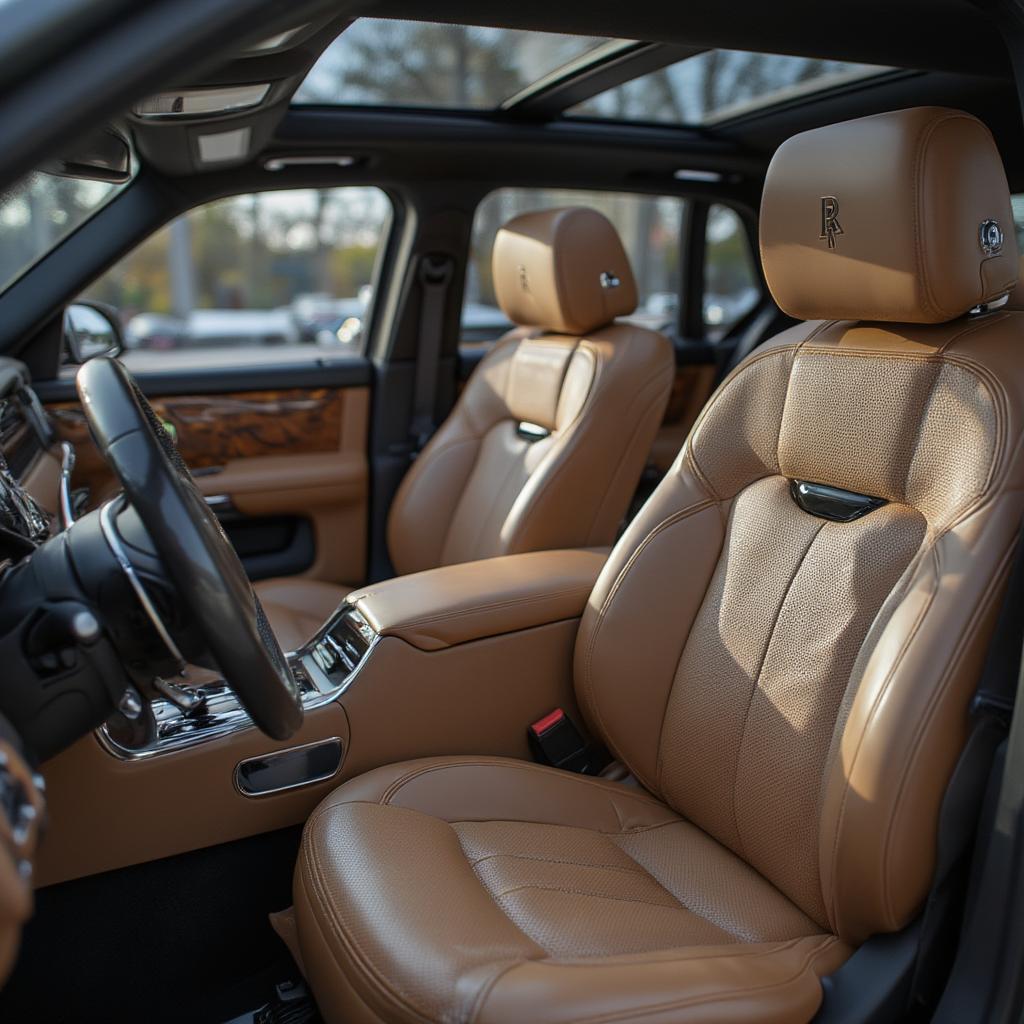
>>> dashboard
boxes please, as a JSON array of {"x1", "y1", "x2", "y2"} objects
[
  {"x1": 0, "y1": 359, "x2": 60, "y2": 562},
  {"x1": 0, "y1": 359, "x2": 56, "y2": 986}
]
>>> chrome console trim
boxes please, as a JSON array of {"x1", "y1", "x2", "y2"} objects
[
  {"x1": 99, "y1": 498, "x2": 187, "y2": 673},
  {"x1": 96, "y1": 604, "x2": 378, "y2": 760},
  {"x1": 233, "y1": 736, "x2": 343, "y2": 797},
  {"x1": 58, "y1": 441, "x2": 76, "y2": 528}
]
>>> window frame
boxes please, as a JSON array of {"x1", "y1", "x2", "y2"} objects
[{"x1": 75, "y1": 183, "x2": 397, "y2": 372}]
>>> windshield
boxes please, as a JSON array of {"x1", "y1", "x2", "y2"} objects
[{"x1": 0, "y1": 169, "x2": 132, "y2": 295}]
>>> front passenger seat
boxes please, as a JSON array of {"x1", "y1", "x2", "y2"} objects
[
  {"x1": 292, "y1": 108, "x2": 1024, "y2": 1023},
  {"x1": 258, "y1": 207, "x2": 674, "y2": 649}
]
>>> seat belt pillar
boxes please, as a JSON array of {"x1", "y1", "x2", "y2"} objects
[{"x1": 408, "y1": 252, "x2": 455, "y2": 455}]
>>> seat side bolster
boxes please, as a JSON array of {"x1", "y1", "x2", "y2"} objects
[
  {"x1": 819, "y1": 498, "x2": 1019, "y2": 943},
  {"x1": 386, "y1": 332, "x2": 522, "y2": 577},
  {"x1": 313, "y1": 755, "x2": 678, "y2": 833},
  {"x1": 296, "y1": 800, "x2": 544, "y2": 1024},
  {"x1": 502, "y1": 323, "x2": 674, "y2": 555},
  {"x1": 474, "y1": 934, "x2": 850, "y2": 1024}
]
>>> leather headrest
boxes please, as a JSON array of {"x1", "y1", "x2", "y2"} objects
[
  {"x1": 761, "y1": 107, "x2": 1019, "y2": 324},
  {"x1": 493, "y1": 207, "x2": 638, "y2": 335}
]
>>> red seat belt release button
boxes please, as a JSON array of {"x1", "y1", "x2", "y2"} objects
[{"x1": 528, "y1": 708, "x2": 590, "y2": 773}]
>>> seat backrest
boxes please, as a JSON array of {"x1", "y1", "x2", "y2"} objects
[
  {"x1": 387, "y1": 207, "x2": 673, "y2": 576},
  {"x1": 576, "y1": 107, "x2": 1024, "y2": 948}
]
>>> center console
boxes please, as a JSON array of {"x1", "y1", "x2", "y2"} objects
[
  {"x1": 98, "y1": 605, "x2": 379, "y2": 759},
  {"x1": 37, "y1": 547, "x2": 608, "y2": 885}
]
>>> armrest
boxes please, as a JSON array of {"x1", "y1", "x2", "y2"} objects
[{"x1": 348, "y1": 548, "x2": 608, "y2": 652}]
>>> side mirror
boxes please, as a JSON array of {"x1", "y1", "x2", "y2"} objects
[{"x1": 63, "y1": 302, "x2": 124, "y2": 364}]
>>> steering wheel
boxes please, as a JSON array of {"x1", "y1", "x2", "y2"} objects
[{"x1": 76, "y1": 356, "x2": 302, "y2": 740}]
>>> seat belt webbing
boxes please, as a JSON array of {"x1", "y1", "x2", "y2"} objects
[{"x1": 408, "y1": 252, "x2": 455, "y2": 454}]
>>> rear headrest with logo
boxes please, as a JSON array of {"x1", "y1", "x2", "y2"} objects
[
  {"x1": 493, "y1": 207, "x2": 638, "y2": 335},
  {"x1": 761, "y1": 107, "x2": 1019, "y2": 324}
]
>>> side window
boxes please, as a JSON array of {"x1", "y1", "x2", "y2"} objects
[
  {"x1": 703, "y1": 203, "x2": 760, "y2": 341},
  {"x1": 1011, "y1": 195, "x2": 1024, "y2": 253},
  {"x1": 81, "y1": 187, "x2": 391, "y2": 370},
  {"x1": 463, "y1": 188, "x2": 686, "y2": 349}
]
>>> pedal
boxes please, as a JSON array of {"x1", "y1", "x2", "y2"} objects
[{"x1": 225, "y1": 980, "x2": 320, "y2": 1024}]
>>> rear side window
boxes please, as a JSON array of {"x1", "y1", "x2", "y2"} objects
[
  {"x1": 80, "y1": 186, "x2": 391, "y2": 371},
  {"x1": 703, "y1": 203, "x2": 760, "y2": 341},
  {"x1": 463, "y1": 188, "x2": 686, "y2": 347},
  {"x1": 1011, "y1": 195, "x2": 1024, "y2": 253}
]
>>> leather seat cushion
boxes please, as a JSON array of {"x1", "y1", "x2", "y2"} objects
[
  {"x1": 294, "y1": 757, "x2": 849, "y2": 1024},
  {"x1": 255, "y1": 578, "x2": 350, "y2": 652}
]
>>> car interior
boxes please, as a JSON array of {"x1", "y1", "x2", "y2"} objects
[{"x1": 1, "y1": 1, "x2": 1024, "y2": 1022}]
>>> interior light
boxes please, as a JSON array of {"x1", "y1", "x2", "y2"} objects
[
  {"x1": 197, "y1": 127, "x2": 252, "y2": 164},
  {"x1": 133, "y1": 84, "x2": 271, "y2": 119},
  {"x1": 243, "y1": 25, "x2": 308, "y2": 54},
  {"x1": 673, "y1": 169, "x2": 723, "y2": 183},
  {"x1": 264, "y1": 155, "x2": 358, "y2": 171}
]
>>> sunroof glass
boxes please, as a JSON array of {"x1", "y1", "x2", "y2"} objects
[
  {"x1": 568, "y1": 50, "x2": 894, "y2": 125},
  {"x1": 294, "y1": 19, "x2": 608, "y2": 108}
]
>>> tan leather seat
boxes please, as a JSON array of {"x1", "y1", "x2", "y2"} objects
[
  {"x1": 293, "y1": 107, "x2": 1024, "y2": 1023},
  {"x1": 257, "y1": 207, "x2": 674, "y2": 649}
]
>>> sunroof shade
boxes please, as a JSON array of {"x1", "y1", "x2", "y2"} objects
[
  {"x1": 294, "y1": 19, "x2": 608, "y2": 108},
  {"x1": 568, "y1": 50, "x2": 893, "y2": 125}
]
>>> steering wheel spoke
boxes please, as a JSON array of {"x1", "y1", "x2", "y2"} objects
[{"x1": 76, "y1": 357, "x2": 302, "y2": 741}]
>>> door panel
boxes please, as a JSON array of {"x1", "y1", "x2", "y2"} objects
[
  {"x1": 45, "y1": 383, "x2": 370, "y2": 586},
  {"x1": 649, "y1": 362, "x2": 719, "y2": 473}
]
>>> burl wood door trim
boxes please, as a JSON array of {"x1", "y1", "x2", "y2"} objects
[
  {"x1": 50, "y1": 388, "x2": 345, "y2": 470},
  {"x1": 48, "y1": 386, "x2": 370, "y2": 586}
]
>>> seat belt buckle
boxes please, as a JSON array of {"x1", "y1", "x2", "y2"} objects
[
  {"x1": 971, "y1": 690, "x2": 1015, "y2": 727},
  {"x1": 528, "y1": 709, "x2": 592, "y2": 774}
]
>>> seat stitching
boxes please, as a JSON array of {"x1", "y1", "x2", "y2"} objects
[
  {"x1": 490, "y1": 883, "x2": 734, "y2": 925},
  {"x1": 580, "y1": 499, "x2": 717, "y2": 790},
  {"x1": 501, "y1": 343, "x2": 599, "y2": 553},
  {"x1": 530, "y1": 937, "x2": 838, "y2": 1024},
  {"x1": 453, "y1": 421, "x2": 534, "y2": 564},
  {"x1": 824, "y1": 542, "x2": 939, "y2": 934},
  {"x1": 582, "y1": 358, "x2": 675, "y2": 542},
  {"x1": 880, "y1": 533, "x2": 1019, "y2": 925},
  {"x1": 464, "y1": 843, "x2": 741, "y2": 940},
  {"x1": 301, "y1": 839, "x2": 436, "y2": 1023},
  {"x1": 465, "y1": 851, "x2": 651, "y2": 877},
  {"x1": 377, "y1": 758, "x2": 672, "y2": 813},
  {"x1": 295, "y1": 867, "x2": 427, "y2": 1024},
  {"x1": 466, "y1": 959, "x2": 523, "y2": 1024},
  {"x1": 526, "y1": 934, "x2": 815, "y2": 969},
  {"x1": 452, "y1": 818, "x2": 682, "y2": 839},
  {"x1": 606, "y1": 831, "x2": 804, "y2": 944},
  {"x1": 381, "y1": 582, "x2": 595, "y2": 631},
  {"x1": 727, "y1": 510, "x2": 826, "y2": 859}
]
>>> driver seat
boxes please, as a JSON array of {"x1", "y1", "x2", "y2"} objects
[{"x1": 293, "y1": 107, "x2": 1024, "y2": 1024}]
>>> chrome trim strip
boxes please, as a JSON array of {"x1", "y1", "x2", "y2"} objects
[
  {"x1": 58, "y1": 441, "x2": 76, "y2": 528},
  {"x1": 96, "y1": 606, "x2": 378, "y2": 760},
  {"x1": 98, "y1": 498, "x2": 186, "y2": 672},
  {"x1": 233, "y1": 736, "x2": 343, "y2": 798}
]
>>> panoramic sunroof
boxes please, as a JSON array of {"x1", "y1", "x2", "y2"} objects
[
  {"x1": 567, "y1": 50, "x2": 894, "y2": 125},
  {"x1": 294, "y1": 19, "x2": 609, "y2": 109}
]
